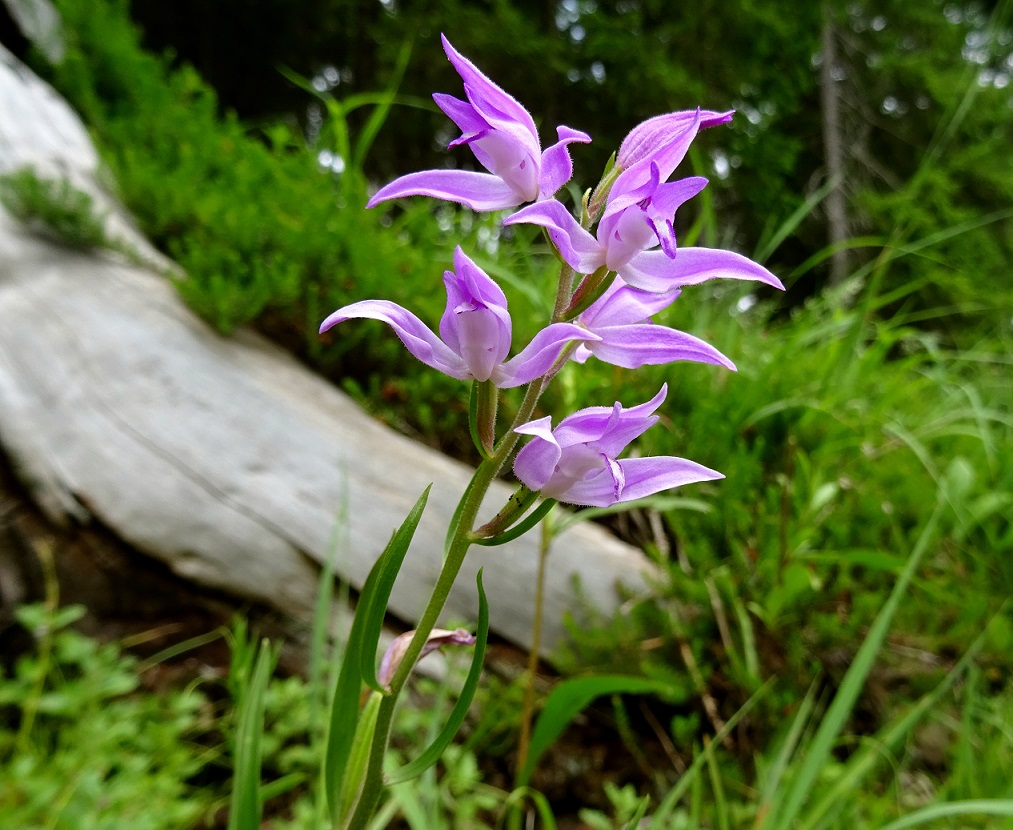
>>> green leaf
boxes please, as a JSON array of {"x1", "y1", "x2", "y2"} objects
[
  {"x1": 516, "y1": 675, "x2": 671, "y2": 787},
  {"x1": 878, "y1": 801, "x2": 1013, "y2": 830},
  {"x1": 324, "y1": 485, "x2": 430, "y2": 825},
  {"x1": 336, "y1": 691, "x2": 383, "y2": 827},
  {"x1": 360, "y1": 485, "x2": 432, "y2": 693},
  {"x1": 474, "y1": 499, "x2": 557, "y2": 547},
  {"x1": 385, "y1": 569, "x2": 490, "y2": 784}
]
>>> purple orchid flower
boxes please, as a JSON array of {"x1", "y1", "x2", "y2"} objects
[
  {"x1": 505, "y1": 105, "x2": 783, "y2": 295},
  {"x1": 614, "y1": 108, "x2": 734, "y2": 192},
  {"x1": 505, "y1": 179, "x2": 782, "y2": 294},
  {"x1": 319, "y1": 247, "x2": 593, "y2": 388},
  {"x1": 378, "y1": 627, "x2": 476, "y2": 688},
  {"x1": 513, "y1": 385, "x2": 723, "y2": 508},
  {"x1": 572, "y1": 279, "x2": 735, "y2": 371},
  {"x1": 366, "y1": 36, "x2": 591, "y2": 212}
]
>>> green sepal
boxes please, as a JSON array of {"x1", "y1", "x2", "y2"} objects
[
  {"x1": 473, "y1": 499, "x2": 557, "y2": 547},
  {"x1": 359, "y1": 485, "x2": 432, "y2": 693},
  {"x1": 324, "y1": 485, "x2": 430, "y2": 825},
  {"x1": 384, "y1": 569, "x2": 490, "y2": 785}
]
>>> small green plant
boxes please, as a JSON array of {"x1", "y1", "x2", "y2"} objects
[
  {"x1": 0, "y1": 167, "x2": 109, "y2": 250},
  {"x1": 0, "y1": 602, "x2": 219, "y2": 829}
]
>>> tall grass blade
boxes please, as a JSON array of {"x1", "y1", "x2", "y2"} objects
[
  {"x1": 878, "y1": 800, "x2": 1013, "y2": 830},
  {"x1": 228, "y1": 639, "x2": 278, "y2": 830},
  {"x1": 649, "y1": 679, "x2": 775, "y2": 826},
  {"x1": 516, "y1": 675, "x2": 671, "y2": 788},
  {"x1": 763, "y1": 500, "x2": 944, "y2": 830},
  {"x1": 796, "y1": 620, "x2": 992, "y2": 830}
]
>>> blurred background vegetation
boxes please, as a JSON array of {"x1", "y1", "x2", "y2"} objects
[{"x1": 1, "y1": 0, "x2": 1011, "y2": 826}]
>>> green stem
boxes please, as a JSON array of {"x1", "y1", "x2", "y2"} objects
[
  {"x1": 347, "y1": 374, "x2": 552, "y2": 827},
  {"x1": 551, "y1": 262, "x2": 576, "y2": 323}
]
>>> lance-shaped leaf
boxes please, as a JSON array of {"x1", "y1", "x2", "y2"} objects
[{"x1": 324, "y1": 485, "x2": 431, "y2": 825}]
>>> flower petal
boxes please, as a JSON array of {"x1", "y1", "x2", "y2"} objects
[
  {"x1": 610, "y1": 456, "x2": 724, "y2": 502},
  {"x1": 441, "y1": 35, "x2": 539, "y2": 143},
  {"x1": 434, "y1": 93, "x2": 489, "y2": 144},
  {"x1": 617, "y1": 109, "x2": 733, "y2": 173},
  {"x1": 366, "y1": 169, "x2": 523, "y2": 211},
  {"x1": 621, "y1": 247, "x2": 784, "y2": 293},
  {"x1": 493, "y1": 322, "x2": 594, "y2": 388},
  {"x1": 581, "y1": 282, "x2": 681, "y2": 328},
  {"x1": 319, "y1": 299, "x2": 468, "y2": 379},
  {"x1": 554, "y1": 454, "x2": 722, "y2": 507},
  {"x1": 587, "y1": 324, "x2": 736, "y2": 370},
  {"x1": 504, "y1": 200, "x2": 605, "y2": 274},
  {"x1": 538, "y1": 125, "x2": 593, "y2": 197},
  {"x1": 552, "y1": 385, "x2": 667, "y2": 456},
  {"x1": 513, "y1": 417, "x2": 563, "y2": 491}
]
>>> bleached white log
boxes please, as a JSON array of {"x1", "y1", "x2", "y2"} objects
[{"x1": 0, "y1": 45, "x2": 658, "y2": 657}]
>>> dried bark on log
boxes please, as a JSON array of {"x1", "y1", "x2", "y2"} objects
[{"x1": 0, "y1": 45, "x2": 657, "y2": 658}]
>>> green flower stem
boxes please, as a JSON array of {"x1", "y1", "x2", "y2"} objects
[
  {"x1": 475, "y1": 379, "x2": 498, "y2": 455},
  {"x1": 563, "y1": 267, "x2": 616, "y2": 321},
  {"x1": 551, "y1": 261, "x2": 576, "y2": 323},
  {"x1": 586, "y1": 156, "x2": 620, "y2": 224},
  {"x1": 347, "y1": 375, "x2": 551, "y2": 828}
]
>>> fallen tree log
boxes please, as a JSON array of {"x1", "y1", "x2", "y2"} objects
[{"x1": 0, "y1": 44, "x2": 657, "y2": 658}]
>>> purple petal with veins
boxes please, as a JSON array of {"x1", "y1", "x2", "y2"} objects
[
  {"x1": 620, "y1": 247, "x2": 785, "y2": 293},
  {"x1": 513, "y1": 385, "x2": 724, "y2": 507}
]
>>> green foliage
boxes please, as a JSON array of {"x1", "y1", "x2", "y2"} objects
[
  {"x1": 546, "y1": 271, "x2": 1012, "y2": 769},
  {"x1": 0, "y1": 604, "x2": 218, "y2": 829}
]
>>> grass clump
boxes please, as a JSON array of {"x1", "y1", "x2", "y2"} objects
[{"x1": 0, "y1": 168, "x2": 109, "y2": 251}]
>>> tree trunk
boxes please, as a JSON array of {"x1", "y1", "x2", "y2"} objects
[{"x1": 820, "y1": 8, "x2": 849, "y2": 286}]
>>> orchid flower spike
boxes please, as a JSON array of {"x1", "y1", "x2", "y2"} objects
[
  {"x1": 366, "y1": 36, "x2": 591, "y2": 212},
  {"x1": 319, "y1": 247, "x2": 593, "y2": 388},
  {"x1": 572, "y1": 279, "x2": 735, "y2": 370},
  {"x1": 513, "y1": 385, "x2": 723, "y2": 508}
]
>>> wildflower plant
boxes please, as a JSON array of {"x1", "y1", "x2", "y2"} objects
[{"x1": 313, "y1": 35, "x2": 783, "y2": 829}]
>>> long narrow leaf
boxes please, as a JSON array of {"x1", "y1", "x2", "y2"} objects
[
  {"x1": 385, "y1": 568, "x2": 490, "y2": 784},
  {"x1": 351, "y1": 40, "x2": 412, "y2": 170},
  {"x1": 516, "y1": 675, "x2": 673, "y2": 787},
  {"x1": 878, "y1": 800, "x2": 1013, "y2": 830},
  {"x1": 323, "y1": 485, "x2": 430, "y2": 823},
  {"x1": 360, "y1": 486, "x2": 433, "y2": 692},
  {"x1": 796, "y1": 622, "x2": 991, "y2": 830}
]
